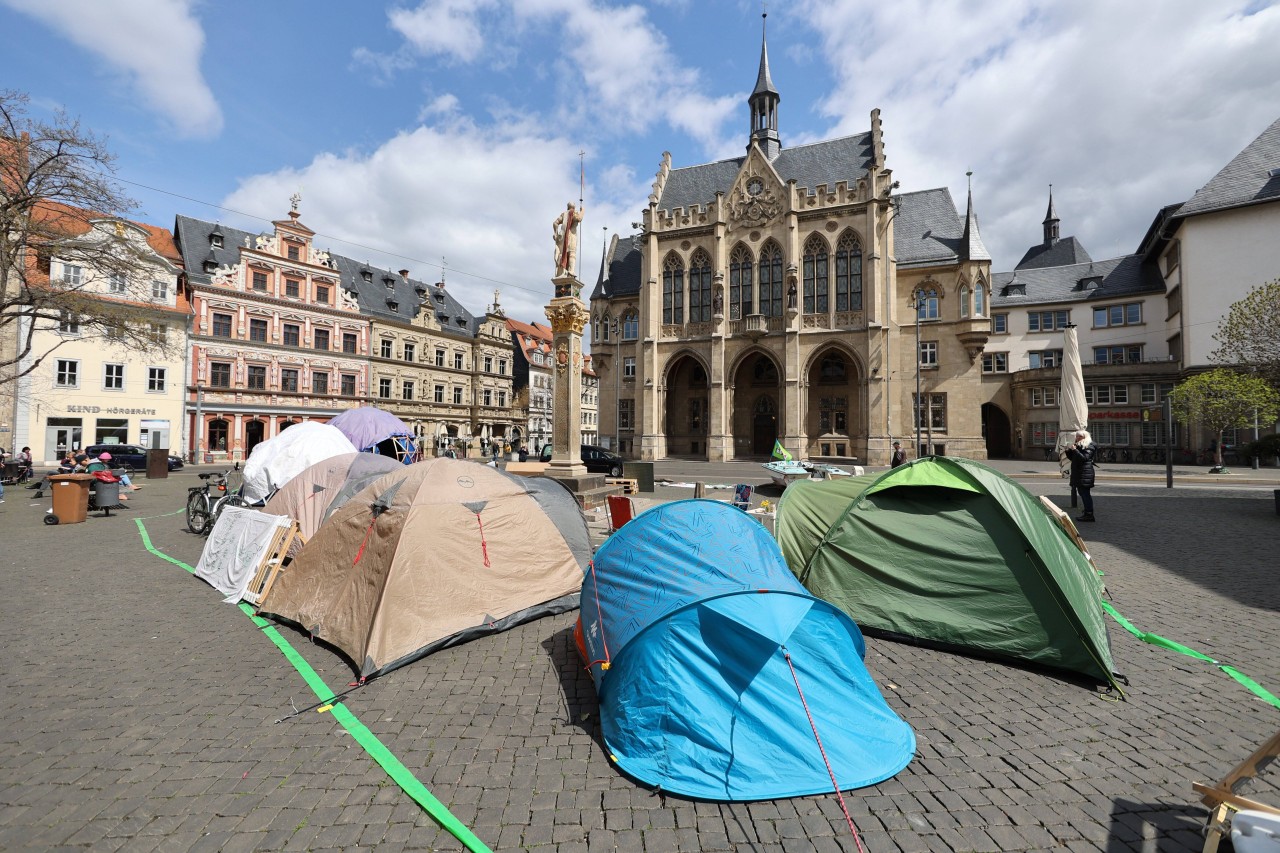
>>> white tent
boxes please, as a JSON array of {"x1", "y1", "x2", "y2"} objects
[{"x1": 241, "y1": 422, "x2": 356, "y2": 501}]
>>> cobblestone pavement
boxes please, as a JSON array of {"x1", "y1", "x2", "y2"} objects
[{"x1": 0, "y1": 465, "x2": 1277, "y2": 852}]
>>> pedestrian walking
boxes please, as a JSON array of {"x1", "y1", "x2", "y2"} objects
[
  {"x1": 1065, "y1": 430, "x2": 1097, "y2": 522},
  {"x1": 890, "y1": 441, "x2": 907, "y2": 468}
]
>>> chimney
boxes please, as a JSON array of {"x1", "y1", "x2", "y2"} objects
[{"x1": 399, "y1": 269, "x2": 410, "y2": 281}]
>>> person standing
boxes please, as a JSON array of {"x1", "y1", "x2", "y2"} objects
[
  {"x1": 1065, "y1": 430, "x2": 1097, "y2": 522},
  {"x1": 890, "y1": 441, "x2": 907, "y2": 468}
]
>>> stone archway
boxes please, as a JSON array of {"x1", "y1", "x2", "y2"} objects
[
  {"x1": 804, "y1": 347, "x2": 861, "y2": 459},
  {"x1": 730, "y1": 351, "x2": 781, "y2": 458},
  {"x1": 982, "y1": 403, "x2": 1012, "y2": 459},
  {"x1": 663, "y1": 354, "x2": 710, "y2": 459}
]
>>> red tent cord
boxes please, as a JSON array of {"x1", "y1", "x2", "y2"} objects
[
  {"x1": 473, "y1": 513, "x2": 491, "y2": 568},
  {"x1": 353, "y1": 517, "x2": 378, "y2": 565},
  {"x1": 783, "y1": 648, "x2": 866, "y2": 852}
]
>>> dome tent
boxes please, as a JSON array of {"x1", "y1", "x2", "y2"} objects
[
  {"x1": 776, "y1": 456, "x2": 1119, "y2": 691},
  {"x1": 580, "y1": 499, "x2": 914, "y2": 802},
  {"x1": 260, "y1": 452, "x2": 403, "y2": 556},
  {"x1": 241, "y1": 422, "x2": 356, "y2": 501},
  {"x1": 328, "y1": 406, "x2": 417, "y2": 463},
  {"x1": 259, "y1": 459, "x2": 590, "y2": 678}
]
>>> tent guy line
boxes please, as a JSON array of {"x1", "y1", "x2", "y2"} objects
[{"x1": 130, "y1": 517, "x2": 494, "y2": 853}]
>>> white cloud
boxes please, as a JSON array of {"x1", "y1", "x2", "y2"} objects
[
  {"x1": 387, "y1": 0, "x2": 499, "y2": 63},
  {"x1": 1, "y1": 0, "x2": 222, "y2": 138},
  {"x1": 796, "y1": 0, "x2": 1280, "y2": 268},
  {"x1": 220, "y1": 114, "x2": 640, "y2": 325}
]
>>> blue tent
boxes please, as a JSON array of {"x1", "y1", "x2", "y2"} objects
[{"x1": 580, "y1": 500, "x2": 915, "y2": 801}]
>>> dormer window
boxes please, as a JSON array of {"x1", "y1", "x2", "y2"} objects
[
  {"x1": 383, "y1": 276, "x2": 396, "y2": 288},
  {"x1": 210, "y1": 232, "x2": 223, "y2": 249},
  {"x1": 387, "y1": 300, "x2": 399, "y2": 312},
  {"x1": 203, "y1": 259, "x2": 217, "y2": 273},
  {"x1": 361, "y1": 269, "x2": 372, "y2": 282}
]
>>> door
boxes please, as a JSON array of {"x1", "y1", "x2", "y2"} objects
[
  {"x1": 47, "y1": 426, "x2": 81, "y2": 460},
  {"x1": 245, "y1": 420, "x2": 265, "y2": 455},
  {"x1": 752, "y1": 395, "x2": 778, "y2": 456}
]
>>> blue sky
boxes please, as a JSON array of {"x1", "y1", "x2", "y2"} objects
[{"x1": 3, "y1": 0, "x2": 1279, "y2": 324}]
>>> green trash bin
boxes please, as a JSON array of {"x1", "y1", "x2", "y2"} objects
[{"x1": 623, "y1": 461, "x2": 654, "y2": 493}]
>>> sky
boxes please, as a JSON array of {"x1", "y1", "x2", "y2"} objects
[{"x1": 2, "y1": 0, "x2": 1279, "y2": 326}]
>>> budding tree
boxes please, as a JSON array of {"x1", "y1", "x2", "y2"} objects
[
  {"x1": 1, "y1": 90, "x2": 175, "y2": 386},
  {"x1": 1211, "y1": 278, "x2": 1280, "y2": 388},
  {"x1": 1168, "y1": 369, "x2": 1279, "y2": 467}
]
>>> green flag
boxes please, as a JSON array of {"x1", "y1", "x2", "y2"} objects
[{"x1": 772, "y1": 440, "x2": 792, "y2": 461}]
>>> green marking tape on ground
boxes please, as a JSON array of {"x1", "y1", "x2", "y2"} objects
[
  {"x1": 134, "y1": 518, "x2": 492, "y2": 853},
  {"x1": 1101, "y1": 600, "x2": 1280, "y2": 710}
]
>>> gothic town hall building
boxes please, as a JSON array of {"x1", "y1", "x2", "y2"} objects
[{"x1": 590, "y1": 27, "x2": 998, "y2": 466}]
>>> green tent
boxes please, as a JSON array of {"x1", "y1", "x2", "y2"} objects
[{"x1": 776, "y1": 457, "x2": 1118, "y2": 690}]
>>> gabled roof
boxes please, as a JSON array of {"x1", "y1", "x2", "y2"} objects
[
  {"x1": 991, "y1": 255, "x2": 1160, "y2": 308},
  {"x1": 655, "y1": 133, "x2": 874, "y2": 213},
  {"x1": 1015, "y1": 236, "x2": 1093, "y2": 271},
  {"x1": 893, "y1": 188, "x2": 968, "y2": 269},
  {"x1": 174, "y1": 214, "x2": 481, "y2": 338},
  {"x1": 1176, "y1": 115, "x2": 1280, "y2": 218}
]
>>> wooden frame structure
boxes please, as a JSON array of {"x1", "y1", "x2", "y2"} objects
[
  {"x1": 1193, "y1": 728, "x2": 1280, "y2": 852},
  {"x1": 241, "y1": 522, "x2": 300, "y2": 606}
]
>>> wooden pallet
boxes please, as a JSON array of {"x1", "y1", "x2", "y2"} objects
[
  {"x1": 606, "y1": 477, "x2": 639, "y2": 495},
  {"x1": 1194, "y1": 728, "x2": 1280, "y2": 852},
  {"x1": 242, "y1": 521, "x2": 300, "y2": 606}
]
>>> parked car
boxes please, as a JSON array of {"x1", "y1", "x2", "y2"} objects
[
  {"x1": 538, "y1": 443, "x2": 625, "y2": 477},
  {"x1": 84, "y1": 444, "x2": 185, "y2": 472}
]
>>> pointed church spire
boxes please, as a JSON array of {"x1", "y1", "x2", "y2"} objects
[
  {"x1": 748, "y1": 12, "x2": 781, "y2": 160},
  {"x1": 961, "y1": 171, "x2": 991, "y2": 262},
  {"x1": 1043, "y1": 184, "x2": 1060, "y2": 245}
]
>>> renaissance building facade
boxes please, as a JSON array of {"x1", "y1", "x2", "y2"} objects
[{"x1": 590, "y1": 26, "x2": 996, "y2": 464}]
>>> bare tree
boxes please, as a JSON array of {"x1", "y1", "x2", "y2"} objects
[{"x1": 1, "y1": 90, "x2": 177, "y2": 386}]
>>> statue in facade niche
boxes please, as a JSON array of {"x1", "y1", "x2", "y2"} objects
[{"x1": 553, "y1": 202, "x2": 582, "y2": 279}]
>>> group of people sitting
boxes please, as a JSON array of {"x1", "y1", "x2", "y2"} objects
[{"x1": 30, "y1": 450, "x2": 143, "y2": 500}]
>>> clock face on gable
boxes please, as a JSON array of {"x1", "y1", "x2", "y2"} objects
[{"x1": 746, "y1": 177, "x2": 764, "y2": 196}]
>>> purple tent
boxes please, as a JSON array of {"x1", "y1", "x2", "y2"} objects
[{"x1": 328, "y1": 407, "x2": 417, "y2": 463}]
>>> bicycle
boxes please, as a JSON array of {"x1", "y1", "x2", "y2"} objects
[{"x1": 186, "y1": 471, "x2": 249, "y2": 535}]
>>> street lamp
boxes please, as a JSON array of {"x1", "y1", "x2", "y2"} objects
[{"x1": 910, "y1": 292, "x2": 922, "y2": 458}]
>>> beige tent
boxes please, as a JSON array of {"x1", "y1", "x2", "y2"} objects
[
  {"x1": 258, "y1": 458, "x2": 590, "y2": 678},
  {"x1": 260, "y1": 452, "x2": 402, "y2": 556}
]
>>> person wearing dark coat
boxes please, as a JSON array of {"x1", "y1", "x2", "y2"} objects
[{"x1": 1065, "y1": 430, "x2": 1097, "y2": 522}]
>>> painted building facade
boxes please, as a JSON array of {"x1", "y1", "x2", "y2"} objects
[{"x1": 174, "y1": 208, "x2": 369, "y2": 462}]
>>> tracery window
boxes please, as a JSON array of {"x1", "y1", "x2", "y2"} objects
[
  {"x1": 834, "y1": 232, "x2": 863, "y2": 311},
  {"x1": 758, "y1": 241, "x2": 783, "y2": 318},
  {"x1": 621, "y1": 311, "x2": 639, "y2": 340},
  {"x1": 802, "y1": 235, "x2": 829, "y2": 314},
  {"x1": 973, "y1": 280, "x2": 986, "y2": 317},
  {"x1": 688, "y1": 250, "x2": 712, "y2": 323},
  {"x1": 959, "y1": 284, "x2": 970, "y2": 318},
  {"x1": 662, "y1": 254, "x2": 684, "y2": 324},
  {"x1": 729, "y1": 245, "x2": 753, "y2": 320}
]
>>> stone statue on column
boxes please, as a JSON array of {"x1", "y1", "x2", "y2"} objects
[{"x1": 553, "y1": 202, "x2": 582, "y2": 280}]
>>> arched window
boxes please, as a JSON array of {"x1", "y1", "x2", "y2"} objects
[
  {"x1": 758, "y1": 241, "x2": 784, "y2": 318},
  {"x1": 662, "y1": 254, "x2": 684, "y2": 324},
  {"x1": 819, "y1": 353, "x2": 847, "y2": 383},
  {"x1": 915, "y1": 287, "x2": 940, "y2": 320},
  {"x1": 601, "y1": 313, "x2": 611, "y2": 341},
  {"x1": 688, "y1": 250, "x2": 712, "y2": 323},
  {"x1": 802, "y1": 235, "x2": 829, "y2": 314},
  {"x1": 729, "y1": 245, "x2": 753, "y2": 320},
  {"x1": 592, "y1": 315, "x2": 600, "y2": 342},
  {"x1": 208, "y1": 418, "x2": 229, "y2": 451},
  {"x1": 959, "y1": 284, "x2": 970, "y2": 318},
  {"x1": 751, "y1": 355, "x2": 779, "y2": 385},
  {"x1": 835, "y1": 232, "x2": 863, "y2": 311},
  {"x1": 973, "y1": 280, "x2": 986, "y2": 317},
  {"x1": 621, "y1": 311, "x2": 639, "y2": 340}
]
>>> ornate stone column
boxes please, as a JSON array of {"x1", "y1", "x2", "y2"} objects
[{"x1": 545, "y1": 276, "x2": 589, "y2": 478}]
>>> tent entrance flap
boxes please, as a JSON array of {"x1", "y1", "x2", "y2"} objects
[{"x1": 698, "y1": 592, "x2": 815, "y2": 648}]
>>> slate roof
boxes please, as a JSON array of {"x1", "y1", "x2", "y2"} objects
[
  {"x1": 893, "y1": 188, "x2": 968, "y2": 269},
  {"x1": 590, "y1": 233, "x2": 644, "y2": 301},
  {"x1": 1015, "y1": 236, "x2": 1094, "y2": 270},
  {"x1": 174, "y1": 214, "x2": 483, "y2": 338},
  {"x1": 990, "y1": 254, "x2": 1161, "y2": 308},
  {"x1": 1176, "y1": 115, "x2": 1280, "y2": 218},
  {"x1": 655, "y1": 133, "x2": 874, "y2": 213}
]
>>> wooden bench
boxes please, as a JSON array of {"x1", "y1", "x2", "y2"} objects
[
  {"x1": 606, "y1": 477, "x2": 639, "y2": 495},
  {"x1": 505, "y1": 461, "x2": 549, "y2": 476}
]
